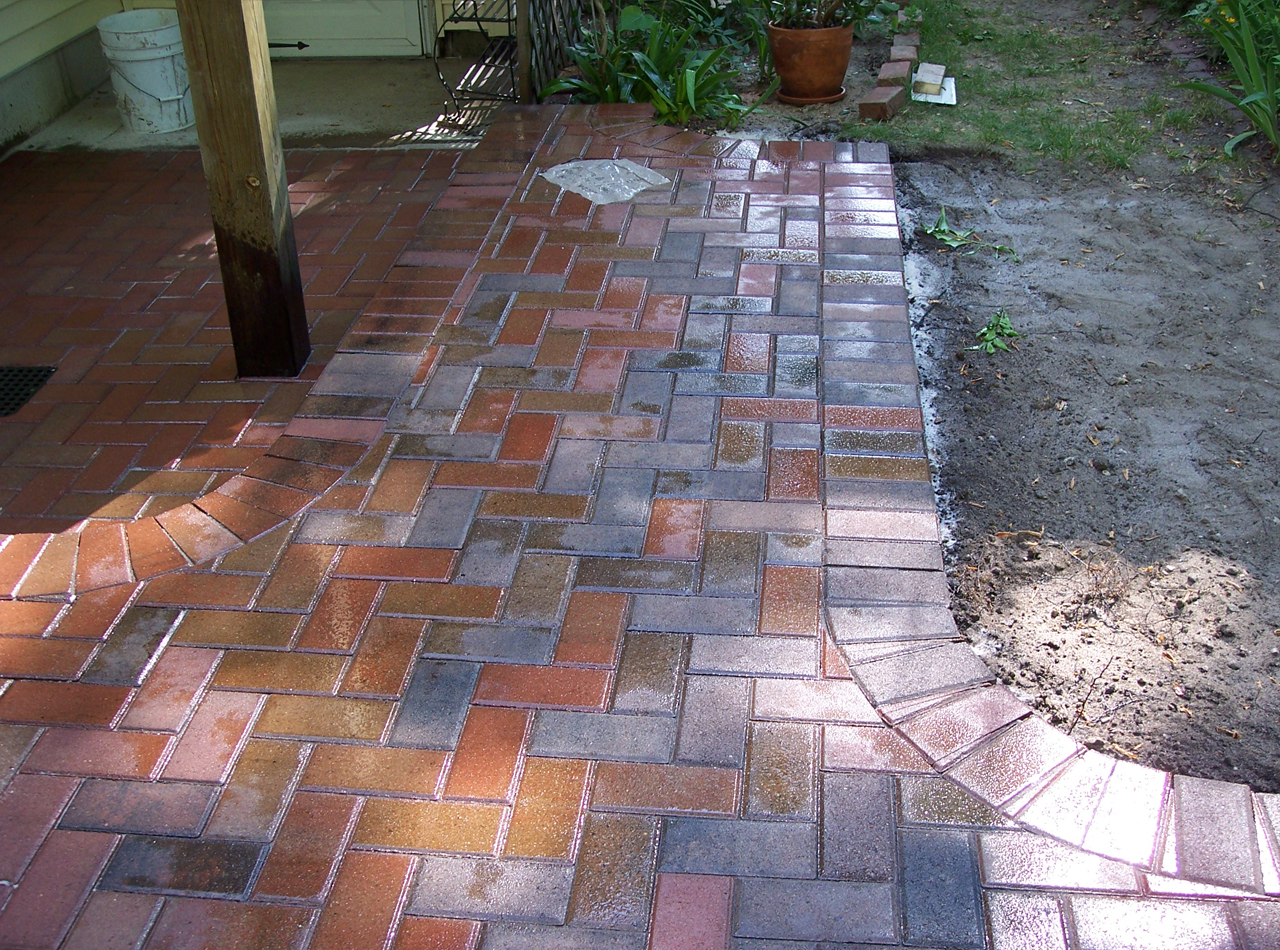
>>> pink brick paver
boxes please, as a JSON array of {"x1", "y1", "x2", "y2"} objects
[{"x1": 0, "y1": 105, "x2": 1276, "y2": 950}]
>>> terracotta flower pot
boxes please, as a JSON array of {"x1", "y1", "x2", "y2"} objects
[{"x1": 766, "y1": 23, "x2": 854, "y2": 105}]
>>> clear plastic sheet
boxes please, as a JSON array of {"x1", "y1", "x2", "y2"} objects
[{"x1": 540, "y1": 159, "x2": 671, "y2": 205}]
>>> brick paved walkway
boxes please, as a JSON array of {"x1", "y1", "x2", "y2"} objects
[{"x1": 1, "y1": 105, "x2": 1278, "y2": 949}]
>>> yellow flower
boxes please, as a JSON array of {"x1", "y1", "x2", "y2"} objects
[{"x1": 1226, "y1": 15, "x2": 1236, "y2": 21}]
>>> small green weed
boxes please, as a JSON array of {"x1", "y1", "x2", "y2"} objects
[
  {"x1": 923, "y1": 208, "x2": 1020, "y2": 261},
  {"x1": 967, "y1": 308, "x2": 1024, "y2": 354}
]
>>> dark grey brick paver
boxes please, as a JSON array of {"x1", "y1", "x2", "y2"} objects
[
  {"x1": 543, "y1": 439, "x2": 602, "y2": 492},
  {"x1": 630, "y1": 594, "x2": 757, "y2": 635},
  {"x1": 592, "y1": 468, "x2": 655, "y2": 525},
  {"x1": 612, "y1": 634, "x2": 685, "y2": 715},
  {"x1": 821, "y1": 771, "x2": 896, "y2": 882},
  {"x1": 733, "y1": 878, "x2": 897, "y2": 943},
  {"x1": 530, "y1": 711, "x2": 675, "y2": 762},
  {"x1": 80, "y1": 606, "x2": 180, "y2": 687},
  {"x1": 418, "y1": 364, "x2": 480, "y2": 409},
  {"x1": 454, "y1": 520, "x2": 524, "y2": 586},
  {"x1": 658, "y1": 817, "x2": 816, "y2": 878},
  {"x1": 901, "y1": 827, "x2": 984, "y2": 949},
  {"x1": 409, "y1": 856, "x2": 575, "y2": 923},
  {"x1": 687, "y1": 635, "x2": 818, "y2": 678},
  {"x1": 389, "y1": 659, "x2": 480, "y2": 749},
  {"x1": 407, "y1": 488, "x2": 482, "y2": 548},
  {"x1": 525, "y1": 523, "x2": 645, "y2": 557},
  {"x1": 481, "y1": 926, "x2": 647, "y2": 950},
  {"x1": 422, "y1": 623, "x2": 555, "y2": 664},
  {"x1": 674, "y1": 674, "x2": 749, "y2": 768}
]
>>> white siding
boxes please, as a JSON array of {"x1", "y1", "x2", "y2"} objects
[{"x1": 0, "y1": 0, "x2": 123, "y2": 81}]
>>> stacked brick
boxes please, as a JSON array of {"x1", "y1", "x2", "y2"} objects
[
  {"x1": 859, "y1": 31, "x2": 918, "y2": 121},
  {"x1": 861, "y1": 28, "x2": 946, "y2": 120}
]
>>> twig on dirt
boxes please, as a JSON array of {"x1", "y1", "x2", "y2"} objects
[
  {"x1": 994, "y1": 527, "x2": 1045, "y2": 539},
  {"x1": 1097, "y1": 696, "x2": 1144, "y2": 722},
  {"x1": 1084, "y1": 356, "x2": 1124, "y2": 386},
  {"x1": 1242, "y1": 183, "x2": 1280, "y2": 222},
  {"x1": 1069, "y1": 655, "x2": 1116, "y2": 734}
]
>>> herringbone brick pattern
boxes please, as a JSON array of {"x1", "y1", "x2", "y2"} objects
[{"x1": 0, "y1": 105, "x2": 1277, "y2": 950}]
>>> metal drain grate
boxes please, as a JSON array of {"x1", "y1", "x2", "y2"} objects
[{"x1": 0, "y1": 366, "x2": 56, "y2": 417}]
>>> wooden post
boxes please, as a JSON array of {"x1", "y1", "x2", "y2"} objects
[
  {"x1": 516, "y1": 0, "x2": 534, "y2": 104},
  {"x1": 174, "y1": 0, "x2": 310, "y2": 378}
]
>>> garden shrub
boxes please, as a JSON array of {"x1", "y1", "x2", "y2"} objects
[{"x1": 1182, "y1": 0, "x2": 1280, "y2": 155}]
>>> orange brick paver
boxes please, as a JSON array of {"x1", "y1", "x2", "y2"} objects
[{"x1": 0, "y1": 105, "x2": 1275, "y2": 950}]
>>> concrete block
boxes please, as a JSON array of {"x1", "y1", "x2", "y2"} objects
[{"x1": 914, "y1": 62, "x2": 947, "y2": 95}]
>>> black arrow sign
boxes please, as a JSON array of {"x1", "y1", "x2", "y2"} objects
[{"x1": 268, "y1": 41, "x2": 310, "y2": 49}]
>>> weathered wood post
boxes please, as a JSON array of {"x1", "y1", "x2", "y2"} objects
[
  {"x1": 516, "y1": 0, "x2": 535, "y2": 104},
  {"x1": 174, "y1": 0, "x2": 310, "y2": 377}
]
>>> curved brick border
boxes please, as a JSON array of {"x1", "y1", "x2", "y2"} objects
[
  {"x1": 0, "y1": 426, "x2": 383, "y2": 601},
  {"x1": 795, "y1": 130, "x2": 1280, "y2": 898},
  {"x1": 0, "y1": 110, "x2": 554, "y2": 603}
]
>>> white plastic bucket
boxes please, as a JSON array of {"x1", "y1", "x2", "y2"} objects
[{"x1": 97, "y1": 10, "x2": 194, "y2": 133}]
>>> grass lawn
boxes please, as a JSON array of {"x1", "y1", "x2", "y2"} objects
[{"x1": 838, "y1": 0, "x2": 1235, "y2": 171}]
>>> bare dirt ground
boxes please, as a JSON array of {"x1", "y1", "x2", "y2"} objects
[{"x1": 892, "y1": 43, "x2": 1280, "y2": 792}]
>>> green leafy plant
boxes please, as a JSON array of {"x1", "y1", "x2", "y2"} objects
[
  {"x1": 541, "y1": 2, "x2": 654, "y2": 102},
  {"x1": 641, "y1": 0, "x2": 737, "y2": 47},
  {"x1": 897, "y1": 3, "x2": 925, "y2": 25},
  {"x1": 967, "y1": 308, "x2": 1024, "y2": 354},
  {"x1": 923, "y1": 207, "x2": 1020, "y2": 261},
  {"x1": 628, "y1": 21, "x2": 758, "y2": 126},
  {"x1": 1181, "y1": 0, "x2": 1280, "y2": 156},
  {"x1": 541, "y1": 3, "x2": 769, "y2": 128},
  {"x1": 767, "y1": 0, "x2": 897, "y2": 30},
  {"x1": 734, "y1": 0, "x2": 776, "y2": 76}
]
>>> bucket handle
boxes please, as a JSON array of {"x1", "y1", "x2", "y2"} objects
[{"x1": 113, "y1": 68, "x2": 191, "y2": 105}]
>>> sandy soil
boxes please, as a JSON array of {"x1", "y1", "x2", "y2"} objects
[{"x1": 894, "y1": 101, "x2": 1280, "y2": 792}]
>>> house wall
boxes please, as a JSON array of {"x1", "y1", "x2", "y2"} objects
[{"x1": 0, "y1": 0, "x2": 126, "y2": 150}]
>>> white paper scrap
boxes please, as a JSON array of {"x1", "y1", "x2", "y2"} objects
[
  {"x1": 911, "y1": 76, "x2": 957, "y2": 106},
  {"x1": 540, "y1": 159, "x2": 671, "y2": 205}
]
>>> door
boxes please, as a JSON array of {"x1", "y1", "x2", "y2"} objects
[{"x1": 263, "y1": 0, "x2": 427, "y2": 57}]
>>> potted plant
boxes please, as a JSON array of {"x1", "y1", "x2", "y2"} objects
[{"x1": 765, "y1": 0, "x2": 895, "y2": 104}]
